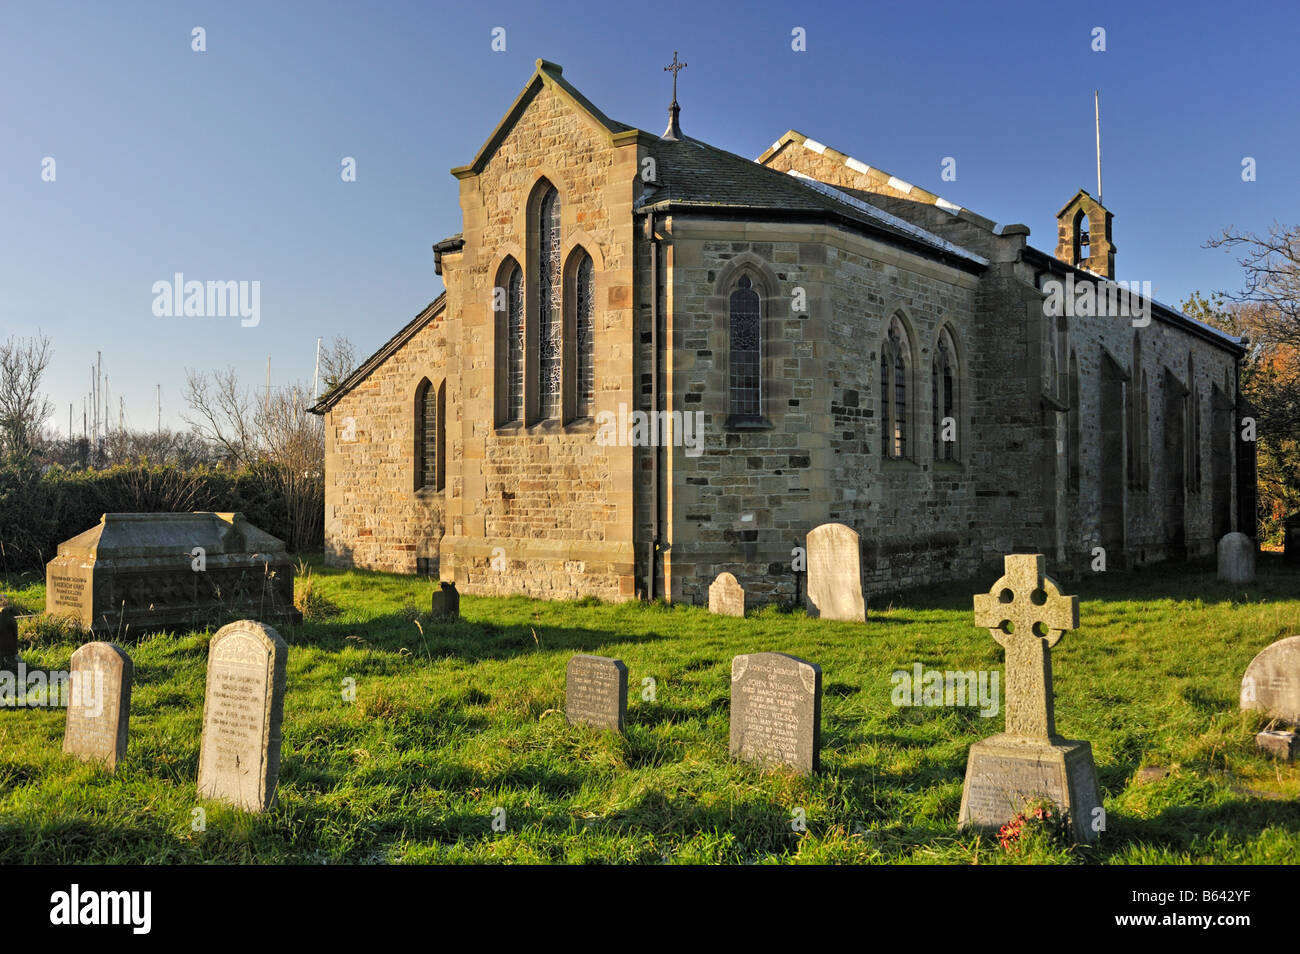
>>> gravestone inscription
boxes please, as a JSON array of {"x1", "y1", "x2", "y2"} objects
[
  {"x1": 729, "y1": 652, "x2": 821, "y2": 774},
  {"x1": 197, "y1": 620, "x2": 288, "y2": 812},
  {"x1": 566, "y1": 655, "x2": 627, "y2": 732},
  {"x1": 63, "y1": 642, "x2": 133, "y2": 771}
]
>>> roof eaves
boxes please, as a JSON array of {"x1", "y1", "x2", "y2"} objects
[
  {"x1": 1022, "y1": 246, "x2": 1245, "y2": 355},
  {"x1": 309, "y1": 292, "x2": 448, "y2": 414},
  {"x1": 635, "y1": 200, "x2": 986, "y2": 275}
]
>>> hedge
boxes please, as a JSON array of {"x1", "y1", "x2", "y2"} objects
[{"x1": 0, "y1": 458, "x2": 322, "y2": 574}]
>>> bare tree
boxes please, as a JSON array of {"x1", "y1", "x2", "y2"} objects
[
  {"x1": 317, "y1": 336, "x2": 358, "y2": 398},
  {"x1": 257, "y1": 383, "x2": 324, "y2": 549},
  {"x1": 182, "y1": 368, "x2": 259, "y2": 466},
  {"x1": 1206, "y1": 224, "x2": 1300, "y2": 444},
  {"x1": 182, "y1": 366, "x2": 324, "y2": 549},
  {"x1": 0, "y1": 333, "x2": 55, "y2": 455}
]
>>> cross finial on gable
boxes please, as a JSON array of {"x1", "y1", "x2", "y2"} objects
[
  {"x1": 664, "y1": 51, "x2": 687, "y2": 103},
  {"x1": 661, "y1": 51, "x2": 687, "y2": 142}
]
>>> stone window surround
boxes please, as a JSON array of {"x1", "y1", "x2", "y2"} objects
[
  {"x1": 412, "y1": 376, "x2": 446, "y2": 497},
  {"x1": 491, "y1": 174, "x2": 607, "y2": 435},
  {"x1": 880, "y1": 310, "x2": 917, "y2": 462},
  {"x1": 711, "y1": 252, "x2": 780, "y2": 431},
  {"x1": 492, "y1": 253, "x2": 526, "y2": 427},
  {"x1": 931, "y1": 322, "x2": 962, "y2": 465}
]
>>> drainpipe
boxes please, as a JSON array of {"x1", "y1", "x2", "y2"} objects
[{"x1": 645, "y1": 211, "x2": 659, "y2": 600}]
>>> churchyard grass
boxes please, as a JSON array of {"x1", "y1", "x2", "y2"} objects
[{"x1": 0, "y1": 557, "x2": 1297, "y2": 864}]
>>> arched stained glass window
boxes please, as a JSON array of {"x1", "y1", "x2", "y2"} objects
[
  {"x1": 506, "y1": 263, "x2": 524, "y2": 423},
  {"x1": 933, "y1": 329, "x2": 956, "y2": 462},
  {"x1": 728, "y1": 275, "x2": 761, "y2": 419},
  {"x1": 575, "y1": 251, "x2": 594, "y2": 418},
  {"x1": 1068, "y1": 350, "x2": 1080, "y2": 491},
  {"x1": 880, "y1": 316, "x2": 912, "y2": 460},
  {"x1": 416, "y1": 378, "x2": 436, "y2": 490},
  {"x1": 537, "y1": 185, "x2": 562, "y2": 419}
]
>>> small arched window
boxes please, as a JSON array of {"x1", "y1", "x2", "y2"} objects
[
  {"x1": 728, "y1": 274, "x2": 761, "y2": 420},
  {"x1": 1128, "y1": 331, "x2": 1149, "y2": 490},
  {"x1": 537, "y1": 184, "x2": 562, "y2": 419},
  {"x1": 1187, "y1": 353, "x2": 1201, "y2": 493},
  {"x1": 435, "y1": 380, "x2": 446, "y2": 492},
  {"x1": 1068, "y1": 350, "x2": 1081, "y2": 492},
  {"x1": 932, "y1": 327, "x2": 957, "y2": 462},
  {"x1": 496, "y1": 260, "x2": 524, "y2": 425},
  {"x1": 415, "y1": 378, "x2": 436, "y2": 491},
  {"x1": 881, "y1": 315, "x2": 912, "y2": 459}
]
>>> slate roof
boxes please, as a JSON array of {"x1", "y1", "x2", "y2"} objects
[{"x1": 637, "y1": 134, "x2": 987, "y2": 269}]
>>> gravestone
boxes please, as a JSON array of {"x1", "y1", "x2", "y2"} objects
[
  {"x1": 0, "y1": 603, "x2": 18, "y2": 672},
  {"x1": 62, "y1": 642, "x2": 133, "y2": 771},
  {"x1": 729, "y1": 652, "x2": 821, "y2": 774},
  {"x1": 708, "y1": 572, "x2": 745, "y2": 618},
  {"x1": 197, "y1": 620, "x2": 288, "y2": 812},
  {"x1": 804, "y1": 523, "x2": 866, "y2": 622},
  {"x1": 431, "y1": 581, "x2": 459, "y2": 620},
  {"x1": 45, "y1": 512, "x2": 298, "y2": 633},
  {"x1": 1283, "y1": 512, "x2": 1300, "y2": 564},
  {"x1": 1256, "y1": 730, "x2": 1298, "y2": 760},
  {"x1": 1241, "y1": 635, "x2": 1300, "y2": 759},
  {"x1": 565, "y1": 655, "x2": 627, "y2": 732},
  {"x1": 958, "y1": 554, "x2": 1102, "y2": 844},
  {"x1": 1217, "y1": 532, "x2": 1256, "y2": 583}
]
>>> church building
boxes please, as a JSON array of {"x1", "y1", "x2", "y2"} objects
[{"x1": 310, "y1": 59, "x2": 1251, "y2": 606}]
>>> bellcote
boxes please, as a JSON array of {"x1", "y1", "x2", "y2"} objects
[{"x1": 1055, "y1": 190, "x2": 1115, "y2": 279}]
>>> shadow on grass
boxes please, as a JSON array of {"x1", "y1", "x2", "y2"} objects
[{"x1": 289, "y1": 611, "x2": 669, "y2": 662}]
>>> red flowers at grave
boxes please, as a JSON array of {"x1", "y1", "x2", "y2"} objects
[{"x1": 997, "y1": 800, "x2": 1068, "y2": 853}]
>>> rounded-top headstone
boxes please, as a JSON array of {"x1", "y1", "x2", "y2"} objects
[
  {"x1": 197, "y1": 619, "x2": 288, "y2": 812},
  {"x1": 1241, "y1": 635, "x2": 1300, "y2": 725},
  {"x1": 805, "y1": 522, "x2": 866, "y2": 622},
  {"x1": 63, "y1": 641, "x2": 133, "y2": 771},
  {"x1": 1217, "y1": 532, "x2": 1256, "y2": 583},
  {"x1": 708, "y1": 572, "x2": 745, "y2": 618}
]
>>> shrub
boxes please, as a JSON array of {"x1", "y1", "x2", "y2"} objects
[{"x1": 0, "y1": 461, "x2": 322, "y2": 573}]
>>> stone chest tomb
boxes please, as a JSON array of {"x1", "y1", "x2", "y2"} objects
[{"x1": 45, "y1": 512, "x2": 297, "y2": 633}]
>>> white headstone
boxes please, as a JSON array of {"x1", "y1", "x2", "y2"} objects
[
  {"x1": 708, "y1": 572, "x2": 745, "y2": 617},
  {"x1": 805, "y1": 522, "x2": 866, "y2": 622},
  {"x1": 197, "y1": 620, "x2": 288, "y2": 812},
  {"x1": 1217, "y1": 532, "x2": 1256, "y2": 583},
  {"x1": 1241, "y1": 635, "x2": 1300, "y2": 725}
]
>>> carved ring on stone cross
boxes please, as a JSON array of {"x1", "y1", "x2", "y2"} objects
[{"x1": 973, "y1": 554, "x2": 1079, "y2": 651}]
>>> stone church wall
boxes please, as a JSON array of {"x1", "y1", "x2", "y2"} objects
[
  {"x1": 322, "y1": 312, "x2": 447, "y2": 574},
  {"x1": 659, "y1": 216, "x2": 983, "y2": 606},
  {"x1": 436, "y1": 81, "x2": 641, "y2": 602},
  {"x1": 1061, "y1": 304, "x2": 1238, "y2": 568}
]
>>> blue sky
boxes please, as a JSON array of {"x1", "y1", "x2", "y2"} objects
[{"x1": 2, "y1": 0, "x2": 1294, "y2": 433}]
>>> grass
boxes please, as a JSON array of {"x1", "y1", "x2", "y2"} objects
[{"x1": 0, "y1": 555, "x2": 1297, "y2": 864}]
